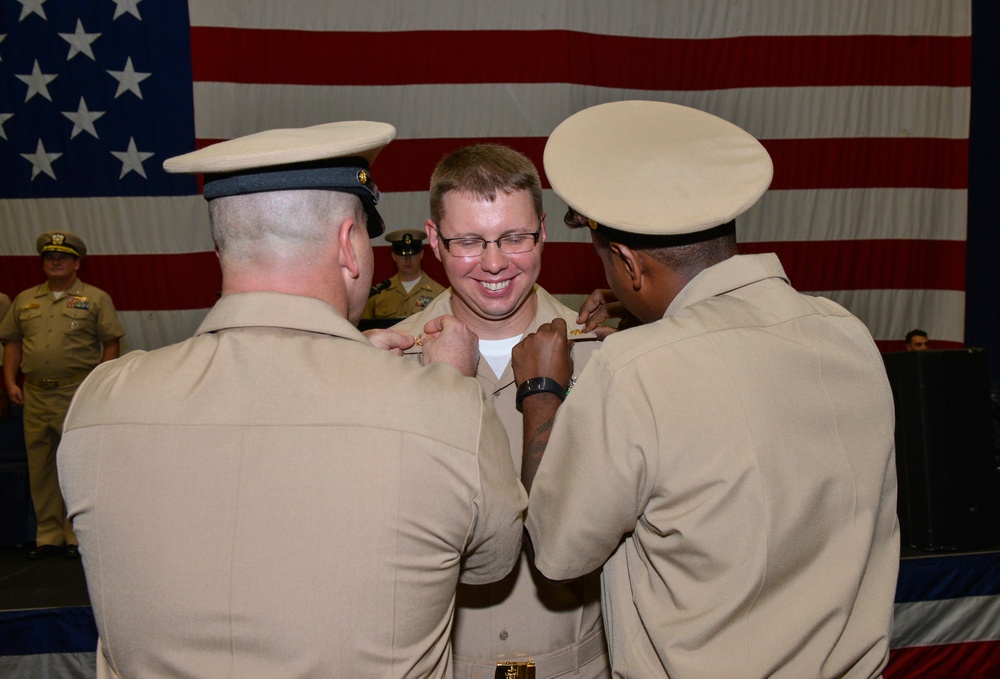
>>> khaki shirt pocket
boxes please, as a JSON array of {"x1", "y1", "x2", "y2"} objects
[
  {"x1": 62, "y1": 306, "x2": 95, "y2": 332},
  {"x1": 16, "y1": 306, "x2": 43, "y2": 334}
]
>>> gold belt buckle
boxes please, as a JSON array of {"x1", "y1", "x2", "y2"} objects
[
  {"x1": 37, "y1": 378, "x2": 59, "y2": 389},
  {"x1": 495, "y1": 661, "x2": 535, "y2": 679}
]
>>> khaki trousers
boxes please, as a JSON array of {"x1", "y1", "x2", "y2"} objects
[{"x1": 23, "y1": 382, "x2": 79, "y2": 547}]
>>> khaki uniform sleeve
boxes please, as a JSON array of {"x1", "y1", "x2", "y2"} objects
[
  {"x1": 526, "y1": 355, "x2": 649, "y2": 581},
  {"x1": 93, "y1": 288, "x2": 125, "y2": 343},
  {"x1": 460, "y1": 386, "x2": 528, "y2": 585},
  {"x1": 0, "y1": 295, "x2": 11, "y2": 331},
  {"x1": 0, "y1": 292, "x2": 23, "y2": 343}
]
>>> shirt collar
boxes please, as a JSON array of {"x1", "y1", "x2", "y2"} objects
[
  {"x1": 196, "y1": 292, "x2": 368, "y2": 344},
  {"x1": 665, "y1": 253, "x2": 789, "y2": 316},
  {"x1": 38, "y1": 279, "x2": 85, "y2": 298}
]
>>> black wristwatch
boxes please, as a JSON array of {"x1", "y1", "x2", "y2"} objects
[{"x1": 515, "y1": 377, "x2": 566, "y2": 413}]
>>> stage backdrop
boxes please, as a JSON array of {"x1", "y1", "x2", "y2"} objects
[{"x1": 0, "y1": 0, "x2": 971, "y2": 354}]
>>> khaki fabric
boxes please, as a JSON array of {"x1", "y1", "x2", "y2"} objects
[
  {"x1": 527, "y1": 254, "x2": 899, "y2": 679},
  {"x1": 0, "y1": 280, "x2": 124, "y2": 546},
  {"x1": 0, "y1": 294, "x2": 8, "y2": 418},
  {"x1": 0, "y1": 294, "x2": 10, "y2": 340},
  {"x1": 22, "y1": 381, "x2": 79, "y2": 545},
  {"x1": 395, "y1": 287, "x2": 611, "y2": 679},
  {"x1": 362, "y1": 273, "x2": 446, "y2": 319},
  {"x1": 59, "y1": 292, "x2": 527, "y2": 679},
  {"x1": 0, "y1": 292, "x2": 9, "y2": 373},
  {"x1": 0, "y1": 280, "x2": 124, "y2": 379}
]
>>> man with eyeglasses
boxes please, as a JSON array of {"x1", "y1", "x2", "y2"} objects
[
  {"x1": 392, "y1": 144, "x2": 610, "y2": 679},
  {"x1": 513, "y1": 101, "x2": 899, "y2": 678}
]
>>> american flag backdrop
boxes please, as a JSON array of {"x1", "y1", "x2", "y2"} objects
[
  {"x1": 1, "y1": 4, "x2": 998, "y2": 676},
  {"x1": 0, "y1": 0, "x2": 973, "y2": 355}
]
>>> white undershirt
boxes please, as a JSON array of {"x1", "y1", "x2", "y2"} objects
[
  {"x1": 52, "y1": 291, "x2": 66, "y2": 299},
  {"x1": 479, "y1": 335, "x2": 523, "y2": 379},
  {"x1": 401, "y1": 278, "x2": 420, "y2": 293}
]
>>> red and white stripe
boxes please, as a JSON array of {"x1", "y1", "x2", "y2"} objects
[{"x1": 0, "y1": 0, "x2": 971, "y2": 352}]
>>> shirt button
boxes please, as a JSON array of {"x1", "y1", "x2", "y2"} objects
[{"x1": 499, "y1": 630, "x2": 508, "y2": 641}]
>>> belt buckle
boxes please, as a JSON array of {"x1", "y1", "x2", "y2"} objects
[
  {"x1": 495, "y1": 661, "x2": 535, "y2": 679},
  {"x1": 37, "y1": 378, "x2": 59, "y2": 389}
]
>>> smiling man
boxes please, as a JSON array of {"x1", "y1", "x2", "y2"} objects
[
  {"x1": 393, "y1": 144, "x2": 610, "y2": 678},
  {"x1": 0, "y1": 231, "x2": 124, "y2": 560}
]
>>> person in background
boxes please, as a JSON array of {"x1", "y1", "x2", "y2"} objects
[
  {"x1": 362, "y1": 228, "x2": 446, "y2": 320},
  {"x1": 905, "y1": 328, "x2": 931, "y2": 350},
  {"x1": 393, "y1": 143, "x2": 610, "y2": 679},
  {"x1": 57, "y1": 122, "x2": 526, "y2": 679},
  {"x1": 0, "y1": 292, "x2": 9, "y2": 420},
  {"x1": 0, "y1": 232, "x2": 124, "y2": 560},
  {"x1": 515, "y1": 101, "x2": 899, "y2": 678}
]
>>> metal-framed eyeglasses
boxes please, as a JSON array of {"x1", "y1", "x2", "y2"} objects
[{"x1": 435, "y1": 222, "x2": 542, "y2": 258}]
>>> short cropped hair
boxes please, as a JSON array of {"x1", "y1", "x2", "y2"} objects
[
  {"x1": 210, "y1": 189, "x2": 364, "y2": 264},
  {"x1": 905, "y1": 328, "x2": 928, "y2": 344},
  {"x1": 428, "y1": 144, "x2": 543, "y2": 224},
  {"x1": 590, "y1": 220, "x2": 739, "y2": 278}
]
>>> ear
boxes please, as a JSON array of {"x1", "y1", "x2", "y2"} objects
[
  {"x1": 338, "y1": 217, "x2": 362, "y2": 280},
  {"x1": 424, "y1": 219, "x2": 444, "y2": 262},
  {"x1": 609, "y1": 242, "x2": 644, "y2": 291},
  {"x1": 538, "y1": 212, "x2": 548, "y2": 245}
]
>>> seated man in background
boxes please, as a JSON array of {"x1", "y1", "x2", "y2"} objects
[
  {"x1": 363, "y1": 228, "x2": 446, "y2": 320},
  {"x1": 0, "y1": 292, "x2": 9, "y2": 418},
  {"x1": 58, "y1": 122, "x2": 526, "y2": 679},
  {"x1": 905, "y1": 328, "x2": 931, "y2": 350},
  {"x1": 393, "y1": 143, "x2": 610, "y2": 678}
]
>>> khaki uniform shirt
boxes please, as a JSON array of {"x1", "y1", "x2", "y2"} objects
[
  {"x1": 363, "y1": 273, "x2": 446, "y2": 320},
  {"x1": 526, "y1": 254, "x2": 899, "y2": 679},
  {"x1": 0, "y1": 293, "x2": 10, "y2": 330},
  {"x1": 58, "y1": 292, "x2": 527, "y2": 679},
  {"x1": 0, "y1": 280, "x2": 124, "y2": 380},
  {"x1": 395, "y1": 287, "x2": 610, "y2": 678}
]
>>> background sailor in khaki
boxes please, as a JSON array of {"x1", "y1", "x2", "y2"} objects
[
  {"x1": 0, "y1": 293, "x2": 10, "y2": 417},
  {"x1": 58, "y1": 121, "x2": 526, "y2": 679},
  {"x1": 0, "y1": 293, "x2": 10, "y2": 328},
  {"x1": 363, "y1": 228, "x2": 446, "y2": 319},
  {"x1": 393, "y1": 144, "x2": 610, "y2": 679},
  {"x1": 517, "y1": 101, "x2": 899, "y2": 678},
  {"x1": 0, "y1": 231, "x2": 123, "y2": 560}
]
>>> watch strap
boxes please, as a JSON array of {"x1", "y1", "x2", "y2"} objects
[{"x1": 515, "y1": 376, "x2": 567, "y2": 413}]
